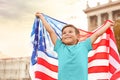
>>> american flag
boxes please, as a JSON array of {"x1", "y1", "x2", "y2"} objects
[{"x1": 30, "y1": 14, "x2": 120, "y2": 80}]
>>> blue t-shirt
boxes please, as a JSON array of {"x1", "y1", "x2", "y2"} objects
[{"x1": 54, "y1": 38, "x2": 92, "y2": 80}]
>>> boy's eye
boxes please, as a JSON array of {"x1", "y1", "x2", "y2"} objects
[
  {"x1": 62, "y1": 30, "x2": 73, "y2": 35},
  {"x1": 69, "y1": 31, "x2": 73, "y2": 33},
  {"x1": 62, "y1": 32, "x2": 66, "y2": 34}
]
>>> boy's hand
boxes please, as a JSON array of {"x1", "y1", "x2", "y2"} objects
[
  {"x1": 35, "y1": 12, "x2": 42, "y2": 18},
  {"x1": 105, "y1": 20, "x2": 114, "y2": 28}
]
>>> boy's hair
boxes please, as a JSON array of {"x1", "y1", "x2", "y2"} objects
[
  {"x1": 62, "y1": 24, "x2": 79, "y2": 35},
  {"x1": 113, "y1": 19, "x2": 120, "y2": 53}
]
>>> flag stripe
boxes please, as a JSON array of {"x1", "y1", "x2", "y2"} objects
[
  {"x1": 88, "y1": 59, "x2": 108, "y2": 68},
  {"x1": 35, "y1": 64, "x2": 58, "y2": 79},
  {"x1": 93, "y1": 39, "x2": 109, "y2": 50},
  {"x1": 88, "y1": 73, "x2": 109, "y2": 80},
  {"x1": 93, "y1": 33, "x2": 107, "y2": 43},
  {"x1": 109, "y1": 64, "x2": 116, "y2": 74},
  {"x1": 109, "y1": 55, "x2": 120, "y2": 70},
  {"x1": 88, "y1": 52, "x2": 109, "y2": 62},
  {"x1": 110, "y1": 47, "x2": 120, "y2": 64},
  {"x1": 35, "y1": 71, "x2": 57, "y2": 80},
  {"x1": 88, "y1": 46, "x2": 109, "y2": 57},
  {"x1": 88, "y1": 66, "x2": 109, "y2": 73},
  {"x1": 110, "y1": 70, "x2": 120, "y2": 80},
  {"x1": 37, "y1": 51, "x2": 58, "y2": 65},
  {"x1": 37, "y1": 58, "x2": 58, "y2": 72}
]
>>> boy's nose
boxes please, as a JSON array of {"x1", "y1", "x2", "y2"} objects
[{"x1": 65, "y1": 33, "x2": 70, "y2": 36}]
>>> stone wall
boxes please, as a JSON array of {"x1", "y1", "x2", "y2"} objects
[{"x1": 0, "y1": 57, "x2": 31, "y2": 80}]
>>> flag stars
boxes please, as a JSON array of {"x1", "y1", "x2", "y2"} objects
[
  {"x1": 39, "y1": 27, "x2": 42, "y2": 31},
  {"x1": 34, "y1": 40, "x2": 38, "y2": 45},
  {"x1": 38, "y1": 41, "x2": 45, "y2": 48},
  {"x1": 34, "y1": 56, "x2": 37, "y2": 61},
  {"x1": 42, "y1": 42, "x2": 45, "y2": 46},
  {"x1": 42, "y1": 34, "x2": 45, "y2": 37}
]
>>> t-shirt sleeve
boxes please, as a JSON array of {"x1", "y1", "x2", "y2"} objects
[
  {"x1": 83, "y1": 38, "x2": 92, "y2": 51},
  {"x1": 54, "y1": 39, "x2": 62, "y2": 51}
]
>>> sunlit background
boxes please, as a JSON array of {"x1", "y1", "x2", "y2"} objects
[{"x1": 0, "y1": 0, "x2": 117, "y2": 58}]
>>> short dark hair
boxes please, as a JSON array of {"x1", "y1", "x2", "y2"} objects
[{"x1": 62, "y1": 24, "x2": 79, "y2": 34}]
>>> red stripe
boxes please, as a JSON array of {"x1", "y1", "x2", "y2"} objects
[
  {"x1": 88, "y1": 52, "x2": 109, "y2": 63},
  {"x1": 109, "y1": 63, "x2": 116, "y2": 74},
  {"x1": 92, "y1": 39, "x2": 109, "y2": 50},
  {"x1": 108, "y1": 28, "x2": 117, "y2": 44},
  {"x1": 110, "y1": 70, "x2": 120, "y2": 80},
  {"x1": 108, "y1": 27, "x2": 120, "y2": 63},
  {"x1": 35, "y1": 71, "x2": 57, "y2": 80},
  {"x1": 88, "y1": 66, "x2": 108, "y2": 73},
  {"x1": 109, "y1": 28, "x2": 120, "y2": 64},
  {"x1": 37, "y1": 57, "x2": 58, "y2": 72},
  {"x1": 110, "y1": 47, "x2": 120, "y2": 64}
]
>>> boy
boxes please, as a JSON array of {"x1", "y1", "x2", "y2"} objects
[{"x1": 35, "y1": 12, "x2": 114, "y2": 80}]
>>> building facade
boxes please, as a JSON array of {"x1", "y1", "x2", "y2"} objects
[
  {"x1": 84, "y1": 0, "x2": 120, "y2": 53},
  {"x1": 0, "y1": 57, "x2": 31, "y2": 80}
]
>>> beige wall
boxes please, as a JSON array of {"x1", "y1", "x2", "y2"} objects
[{"x1": 84, "y1": 0, "x2": 120, "y2": 54}]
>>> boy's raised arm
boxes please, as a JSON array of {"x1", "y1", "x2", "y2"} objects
[
  {"x1": 90, "y1": 20, "x2": 114, "y2": 44},
  {"x1": 35, "y1": 12, "x2": 57, "y2": 45}
]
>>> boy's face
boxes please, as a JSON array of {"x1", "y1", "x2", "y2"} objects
[{"x1": 62, "y1": 27, "x2": 79, "y2": 45}]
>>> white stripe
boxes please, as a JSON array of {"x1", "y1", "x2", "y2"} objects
[
  {"x1": 29, "y1": 64, "x2": 35, "y2": 80},
  {"x1": 37, "y1": 51, "x2": 58, "y2": 66},
  {"x1": 111, "y1": 68, "x2": 120, "y2": 80},
  {"x1": 94, "y1": 33, "x2": 107, "y2": 43},
  {"x1": 88, "y1": 46, "x2": 109, "y2": 57},
  {"x1": 117, "y1": 77, "x2": 120, "y2": 80},
  {"x1": 110, "y1": 38, "x2": 120, "y2": 56},
  {"x1": 31, "y1": 34, "x2": 35, "y2": 42},
  {"x1": 35, "y1": 78, "x2": 42, "y2": 80},
  {"x1": 88, "y1": 73, "x2": 109, "y2": 80},
  {"x1": 88, "y1": 59, "x2": 109, "y2": 68},
  {"x1": 108, "y1": 72, "x2": 112, "y2": 78},
  {"x1": 35, "y1": 64, "x2": 58, "y2": 79},
  {"x1": 109, "y1": 55, "x2": 120, "y2": 69},
  {"x1": 115, "y1": 67, "x2": 120, "y2": 73}
]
